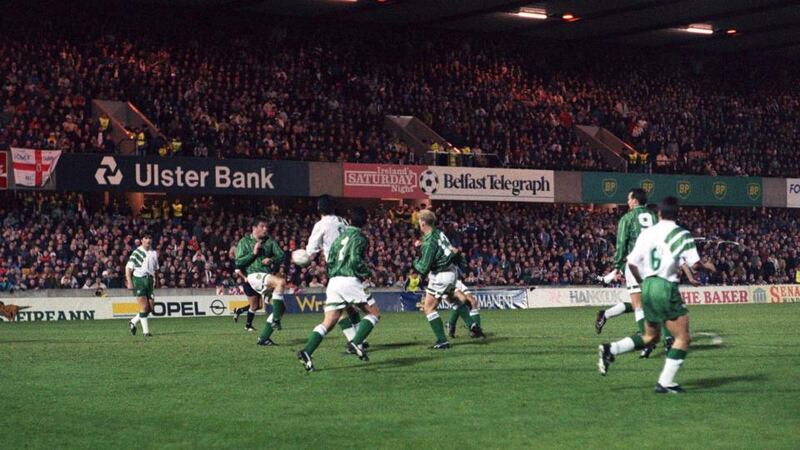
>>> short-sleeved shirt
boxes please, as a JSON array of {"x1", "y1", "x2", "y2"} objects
[
  {"x1": 627, "y1": 220, "x2": 700, "y2": 283},
  {"x1": 126, "y1": 246, "x2": 159, "y2": 278},
  {"x1": 306, "y1": 215, "x2": 348, "y2": 260}
]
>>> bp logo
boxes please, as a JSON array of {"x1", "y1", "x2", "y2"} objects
[
  {"x1": 602, "y1": 179, "x2": 617, "y2": 197},
  {"x1": 747, "y1": 183, "x2": 761, "y2": 201},
  {"x1": 641, "y1": 179, "x2": 655, "y2": 194},
  {"x1": 676, "y1": 180, "x2": 691, "y2": 199},
  {"x1": 752, "y1": 288, "x2": 767, "y2": 304},
  {"x1": 713, "y1": 181, "x2": 728, "y2": 200},
  {"x1": 95, "y1": 156, "x2": 123, "y2": 185},
  {"x1": 419, "y1": 170, "x2": 439, "y2": 194}
]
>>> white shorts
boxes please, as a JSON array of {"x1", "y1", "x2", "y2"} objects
[
  {"x1": 247, "y1": 273, "x2": 280, "y2": 296},
  {"x1": 624, "y1": 265, "x2": 641, "y2": 294},
  {"x1": 455, "y1": 280, "x2": 472, "y2": 296},
  {"x1": 426, "y1": 268, "x2": 457, "y2": 300},
  {"x1": 325, "y1": 277, "x2": 374, "y2": 312}
]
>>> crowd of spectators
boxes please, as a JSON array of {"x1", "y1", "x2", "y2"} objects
[
  {"x1": 1, "y1": 6, "x2": 798, "y2": 176},
  {"x1": 1, "y1": 192, "x2": 797, "y2": 294}
]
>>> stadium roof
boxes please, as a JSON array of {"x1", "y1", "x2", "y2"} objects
[{"x1": 146, "y1": 0, "x2": 800, "y2": 57}]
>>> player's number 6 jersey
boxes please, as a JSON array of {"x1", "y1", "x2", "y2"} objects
[{"x1": 627, "y1": 220, "x2": 700, "y2": 283}]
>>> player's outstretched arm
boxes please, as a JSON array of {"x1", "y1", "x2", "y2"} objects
[
  {"x1": 680, "y1": 264, "x2": 700, "y2": 286},
  {"x1": 304, "y1": 222, "x2": 323, "y2": 259}
]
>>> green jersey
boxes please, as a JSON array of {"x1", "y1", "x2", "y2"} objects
[
  {"x1": 413, "y1": 228, "x2": 456, "y2": 276},
  {"x1": 613, "y1": 205, "x2": 657, "y2": 270},
  {"x1": 235, "y1": 233, "x2": 285, "y2": 275},
  {"x1": 327, "y1": 226, "x2": 371, "y2": 279}
]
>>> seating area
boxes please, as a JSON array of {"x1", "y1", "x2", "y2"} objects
[{"x1": 2, "y1": 7, "x2": 797, "y2": 176}]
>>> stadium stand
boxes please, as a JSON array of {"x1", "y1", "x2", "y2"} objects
[
  {"x1": 1, "y1": 7, "x2": 797, "y2": 176},
  {"x1": 1, "y1": 192, "x2": 797, "y2": 292}
]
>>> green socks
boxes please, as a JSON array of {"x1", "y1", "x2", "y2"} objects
[
  {"x1": 448, "y1": 302, "x2": 472, "y2": 328},
  {"x1": 427, "y1": 312, "x2": 447, "y2": 343},
  {"x1": 259, "y1": 322, "x2": 274, "y2": 340},
  {"x1": 271, "y1": 297, "x2": 285, "y2": 322},
  {"x1": 303, "y1": 325, "x2": 327, "y2": 355},
  {"x1": 457, "y1": 304, "x2": 473, "y2": 328},
  {"x1": 470, "y1": 309, "x2": 481, "y2": 328},
  {"x1": 353, "y1": 314, "x2": 379, "y2": 345},
  {"x1": 666, "y1": 348, "x2": 687, "y2": 360},
  {"x1": 448, "y1": 305, "x2": 460, "y2": 327},
  {"x1": 259, "y1": 298, "x2": 285, "y2": 341}
]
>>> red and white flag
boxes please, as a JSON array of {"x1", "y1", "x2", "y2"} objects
[{"x1": 11, "y1": 148, "x2": 61, "y2": 187}]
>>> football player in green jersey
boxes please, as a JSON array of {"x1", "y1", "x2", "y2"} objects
[
  {"x1": 235, "y1": 216, "x2": 287, "y2": 347},
  {"x1": 598, "y1": 197, "x2": 716, "y2": 393},
  {"x1": 596, "y1": 189, "x2": 660, "y2": 347},
  {"x1": 413, "y1": 209, "x2": 482, "y2": 349},
  {"x1": 297, "y1": 207, "x2": 381, "y2": 372}
]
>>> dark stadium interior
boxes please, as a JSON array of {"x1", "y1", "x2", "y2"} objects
[
  {"x1": 2, "y1": 0, "x2": 799, "y2": 175},
  {"x1": 3, "y1": 2, "x2": 800, "y2": 447},
  {"x1": 1, "y1": 1, "x2": 799, "y2": 293}
]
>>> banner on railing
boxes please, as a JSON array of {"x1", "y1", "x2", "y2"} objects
[
  {"x1": 343, "y1": 163, "x2": 428, "y2": 199},
  {"x1": 582, "y1": 172, "x2": 762, "y2": 206},
  {"x1": 787, "y1": 179, "x2": 800, "y2": 208},
  {"x1": 342, "y1": 164, "x2": 555, "y2": 202},
  {"x1": 526, "y1": 284, "x2": 796, "y2": 309},
  {"x1": 54, "y1": 154, "x2": 309, "y2": 196},
  {"x1": 2, "y1": 285, "x2": 794, "y2": 322}
]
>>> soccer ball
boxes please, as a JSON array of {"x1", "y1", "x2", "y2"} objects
[
  {"x1": 419, "y1": 170, "x2": 439, "y2": 194},
  {"x1": 291, "y1": 249, "x2": 310, "y2": 267}
]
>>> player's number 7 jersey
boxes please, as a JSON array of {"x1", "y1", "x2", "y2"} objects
[{"x1": 327, "y1": 226, "x2": 371, "y2": 280}]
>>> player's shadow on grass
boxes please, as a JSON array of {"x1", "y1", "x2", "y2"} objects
[
  {"x1": 684, "y1": 374, "x2": 767, "y2": 390},
  {"x1": 455, "y1": 336, "x2": 508, "y2": 346},
  {"x1": 322, "y1": 355, "x2": 437, "y2": 372},
  {"x1": 368, "y1": 341, "x2": 419, "y2": 352}
]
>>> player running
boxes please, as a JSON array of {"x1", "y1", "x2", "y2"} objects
[
  {"x1": 297, "y1": 207, "x2": 381, "y2": 372},
  {"x1": 596, "y1": 189, "x2": 669, "y2": 356},
  {"x1": 234, "y1": 216, "x2": 287, "y2": 347},
  {"x1": 125, "y1": 233, "x2": 159, "y2": 337},
  {"x1": 413, "y1": 210, "x2": 482, "y2": 349},
  {"x1": 597, "y1": 197, "x2": 716, "y2": 393},
  {"x1": 303, "y1": 196, "x2": 368, "y2": 352}
]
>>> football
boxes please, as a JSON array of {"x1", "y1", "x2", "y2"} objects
[
  {"x1": 419, "y1": 170, "x2": 439, "y2": 194},
  {"x1": 291, "y1": 249, "x2": 310, "y2": 267}
]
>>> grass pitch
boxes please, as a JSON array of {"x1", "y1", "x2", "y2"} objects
[{"x1": 2, "y1": 305, "x2": 799, "y2": 449}]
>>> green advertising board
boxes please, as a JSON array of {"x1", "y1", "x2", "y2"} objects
[{"x1": 582, "y1": 172, "x2": 762, "y2": 206}]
